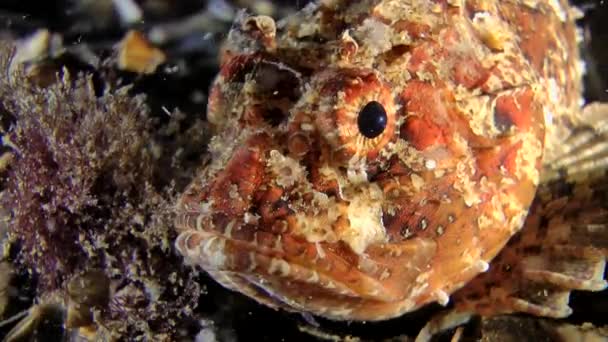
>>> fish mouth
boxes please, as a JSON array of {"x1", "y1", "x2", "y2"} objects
[
  {"x1": 174, "y1": 220, "x2": 418, "y2": 320},
  {"x1": 174, "y1": 207, "x2": 447, "y2": 321}
]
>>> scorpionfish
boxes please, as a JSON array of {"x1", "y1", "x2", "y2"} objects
[{"x1": 175, "y1": 0, "x2": 608, "y2": 324}]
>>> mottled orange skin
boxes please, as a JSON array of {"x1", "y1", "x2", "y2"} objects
[{"x1": 175, "y1": 0, "x2": 592, "y2": 322}]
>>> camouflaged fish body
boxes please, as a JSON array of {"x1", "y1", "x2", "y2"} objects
[{"x1": 175, "y1": 0, "x2": 608, "y2": 322}]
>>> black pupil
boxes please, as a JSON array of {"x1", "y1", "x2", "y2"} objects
[{"x1": 357, "y1": 101, "x2": 387, "y2": 139}]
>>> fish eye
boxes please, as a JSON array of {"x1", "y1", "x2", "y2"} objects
[{"x1": 357, "y1": 101, "x2": 387, "y2": 139}]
